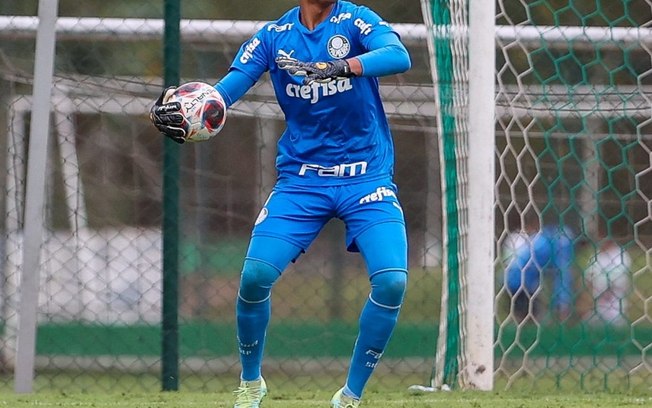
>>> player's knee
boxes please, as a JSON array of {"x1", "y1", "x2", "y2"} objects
[
  {"x1": 239, "y1": 259, "x2": 281, "y2": 302},
  {"x1": 370, "y1": 270, "x2": 407, "y2": 308}
]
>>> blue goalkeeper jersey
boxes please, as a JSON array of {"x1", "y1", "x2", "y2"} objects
[{"x1": 228, "y1": 1, "x2": 402, "y2": 186}]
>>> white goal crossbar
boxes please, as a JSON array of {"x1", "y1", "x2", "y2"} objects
[{"x1": 3, "y1": 16, "x2": 652, "y2": 46}]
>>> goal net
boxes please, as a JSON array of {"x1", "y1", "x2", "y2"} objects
[{"x1": 420, "y1": 0, "x2": 652, "y2": 392}]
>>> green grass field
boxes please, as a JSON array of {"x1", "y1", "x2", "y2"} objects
[
  {"x1": 0, "y1": 371, "x2": 649, "y2": 407},
  {"x1": 0, "y1": 390, "x2": 650, "y2": 407}
]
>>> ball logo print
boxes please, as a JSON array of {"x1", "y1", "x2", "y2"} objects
[{"x1": 165, "y1": 82, "x2": 226, "y2": 142}]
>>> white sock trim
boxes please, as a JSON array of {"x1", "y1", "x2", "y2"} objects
[
  {"x1": 368, "y1": 294, "x2": 402, "y2": 310},
  {"x1": 238, "y1": 292, "x2": 271, "y2": 304}
]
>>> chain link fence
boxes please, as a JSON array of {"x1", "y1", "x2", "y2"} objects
[{"x1": 0, "y1": 0, "x2": 439, "y2": 393}]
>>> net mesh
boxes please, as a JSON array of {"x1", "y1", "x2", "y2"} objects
[
  {"x1": 421, "y1": 0, "x2": 652, "y2": 392},
  {"x1": 493, "y1": 0, "x2": 652, "y2": 391}
]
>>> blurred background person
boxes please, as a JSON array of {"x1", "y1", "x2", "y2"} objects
[
  {"x1": 504, "y1": 217, "x2": 575, "y2": 323},
  {"x1": 501, "y1": 215, "x2": 529, "y2": 268},
  {"x1": 585, "y1": 239, "x2": 632, "y2": 325}
]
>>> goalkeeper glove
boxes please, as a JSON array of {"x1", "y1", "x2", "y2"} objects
[
  {"x1": 276, "y1": 57, "x2": 354, "y2": 85},
  {"x1": 149, "y1": 86, "x2": 187, "y2": 144}
]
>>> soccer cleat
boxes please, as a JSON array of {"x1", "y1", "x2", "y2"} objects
[
  {"x1": 330, "y1": 387, "x2": 360, "y2": 408},
  {"x1": 233, "y1": 377, "x2": 267, "y2": 408}
]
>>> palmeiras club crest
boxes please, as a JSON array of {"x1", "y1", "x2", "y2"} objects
[{"x1": 327, "y1": 35, "x2": 351, "y2": 59}]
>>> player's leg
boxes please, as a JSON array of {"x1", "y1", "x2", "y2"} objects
[
  {"x1": 331, "y1": 180, "x2": 408, "y2": 405},
  {"x1": 237, "y1": 187, "x2": 329, "y2": 381},
  {"x1": 234, "y1": 236, "x2": 301, "y2": 408},
  {"x1": 237, "y1": 236, "x2": 302, "y2": 381},
  {"x1": 234, "y1": 187, "x2": 330, "y2": 408},
  {"x1": 337, "y1": 221, "x2": 408, "y2": 404}
]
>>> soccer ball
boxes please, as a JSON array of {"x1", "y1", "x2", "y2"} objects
[{"x1": 165, "y1": 81, "x2": 227, "y2": 142}]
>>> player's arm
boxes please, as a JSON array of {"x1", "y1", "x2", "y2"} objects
[
  {"x1": 213, "y1": 69, "x2": 256, "y2": 108},
  {"x1": 151, "y1": 31, "x2": 266, "y2": 143},
  {"x1": 276, "y1": 33, "x2": 410, "y2": 85},
  {"x1": 350, "y1": 32, "x2": 411, "y2": 77}
]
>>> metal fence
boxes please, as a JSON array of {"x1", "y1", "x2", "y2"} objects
[{"x1": 0, "y1": 0, "x2": 440, "y2": 393}]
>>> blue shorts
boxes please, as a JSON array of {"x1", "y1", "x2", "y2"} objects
[{"x1": 251, "y1": 177, "x2": 405, "y2": 253}]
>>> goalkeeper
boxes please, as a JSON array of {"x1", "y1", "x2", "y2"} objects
[{"x1": 151, "y1": 1, "x2": 411, "y2": 407}]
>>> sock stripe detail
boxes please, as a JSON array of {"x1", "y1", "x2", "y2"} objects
[
  {"x1": 238, "y1": 292, "x2": 271, "y2": 304},
  {"x1": 368, "y1": 294, "x2": 402, "y2": 310}
]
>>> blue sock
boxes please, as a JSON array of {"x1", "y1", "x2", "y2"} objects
[
  {"x1": 345, "y1": 298, "x2": 401, "y2": 398},
  {"x1": 236, "y1": 295, "x2": 270, "y2": 381},
  {"x1": 236, "y1": 257, "x2": 283, "y2": 381}
]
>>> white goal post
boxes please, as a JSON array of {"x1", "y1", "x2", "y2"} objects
[
  {"x1": 12, "y1": 0, "x2": 59, "y2": 393},
  {"x1": 465, "y1": 0, "x2": 495, "y2": 391}
]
